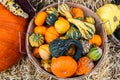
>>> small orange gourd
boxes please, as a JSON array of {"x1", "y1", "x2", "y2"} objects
[
  {"x1": 88, "y1": 34, "x2": 102, "y2": 46},
  {"x1": 76, "y1": 56, "x2": 94, "y2": 75},
  {"x1": 45, "y1": 26, "x2": 59, "y2": 43},
  {"x1": 34, "y1": 26, "x2": 47, "y2": 35},
  {"x1": 72, "y1": 7, "x2": 84, "y2": 20},
  {"x1": 51, "y1": 56, "x2": 77, "y2": 78},
  {"x1": 34, "y1": 11, "x2": 47, "y2": 26},
  {"x1": 33, "y1": 47, "x2": 40, "y2": 58}
]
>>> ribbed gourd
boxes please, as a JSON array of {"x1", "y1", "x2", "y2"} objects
[
  {"x1": 68, "y1": 18, "x2": 96, "y2": 39},
  {"x1": 66, "y1": 24, "x2": 81, "y2": 39},
  {"x1": 46, "y1": 13, "x2": 58, "y2": 26},
  {"x1": 46, "y1": 7, "x2": 59, "y2": 17},
  {"x1": 29, "y1": 33, "x2": 44, "y2": 47},
  {"x1": 49, "y1": 38, "x2": 83, "y2": 60}
]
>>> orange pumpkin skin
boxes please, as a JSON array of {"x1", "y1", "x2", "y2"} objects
[
  {"x1": 76, "y1": 56, "x2": 94, "y2": 75},
  {"x1": 88, "y1": 34, "x2": 102, "y2": 46},
  {"x1": 0, "y1": 4, "x2": 27, "y2": 71},
  {"x1": 45, "y1": 26, "x2": 59, "y2": 43},
  {"x1": 72, "y1": 7, "x2": 84, "y2": 19},
  {"x1": 51, "y1": 56, "x2": 77, "y2": 78},
  {"x1": 34, "y1": 26, "x2": 47, "y2": 35}
]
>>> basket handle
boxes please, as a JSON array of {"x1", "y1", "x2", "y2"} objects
[{"x1": 19, "y1": 32, "x2": 26, "y2": 54}]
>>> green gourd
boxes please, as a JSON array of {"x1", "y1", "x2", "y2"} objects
[
  {"x1": 87, "y1": 47, "x2": 102, "y2": 61},
  {"x1": 46, "y1": 7, "x2": 59, "y2": 17},
  {"x1": 49, "y1": 38, "x2": 83, "y2": 60},
  {"x1": 29, "y1": 33, "x2": 44, "y2": 47},
  {"x1": 66, "y1": 24, "x2": 81, "y2": 39},
  {"x1": 46, "y1": 13, "x2": 58, "y2": 26}
]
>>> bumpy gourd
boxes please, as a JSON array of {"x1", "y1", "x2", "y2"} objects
[
  {"x1": 46, "y1": 7, "x2": 59, "y2": 17},
  {"x1": 29, "y1": 33, "x2": 44, "y2": 47},
  {"x1": 49, "y1": 38, "x2": 83, "y2": 60},
  {"x1": 68, "y1": 18, "x2": 96, "y2": 39},
  {"x1": 85, "y1": 16, "x2": 95, "y2": 24}
]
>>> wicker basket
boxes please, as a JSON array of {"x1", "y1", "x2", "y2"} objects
[{"x1": 26, "y1": 2, "x2": 108, "y2": 80}]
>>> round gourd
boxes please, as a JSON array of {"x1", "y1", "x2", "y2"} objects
[
  {"x1": 66, "y1": 25, "x2": 81, "y2": 39},
  {"x1": 33, "y1": 47, "x2": 40, "y2": 58},
  {"x1": 76, "y1": 56, "x2": 94, "y2": 75},
  {"x1": 34, "y1": 26, "x2": 47, "y2": 35},
  {"x1": 55, "y1": 19, "x2": 70, "y2": 34},
  {"x1": 0, "y1": 4, "x2": 27, "y2": 71},
  {"x1": 29, "y1": 33, "x2": 44, "y2": 47},
  {"x1": 46, "y1": 7, "x2": 59, "y2": 17},
  {"x1": 39, "y1": 44, "x2": 51, "y2": 60},
  {"x1": 46, "y1": 13, "x2": 58, "y2": 26},
  {"x1": 87, "y1": 47, "x2": 102, "y2": 61},
  {"x1": 88, "y1": 34, "x2": 102, "y2": 46},
  {"x1": 45, "y1": 26, "x2": 59, "y2": 43},
  {"x1": 51, "y1": 56, "x2": 77, "y2": 78},
  {"x1": 35, "y1": 11, "x2": 47, "y2": 26}
]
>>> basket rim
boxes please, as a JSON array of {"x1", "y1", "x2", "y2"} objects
[{"x1": 26, "y1": 2, "x2": 108, "y2": 80}]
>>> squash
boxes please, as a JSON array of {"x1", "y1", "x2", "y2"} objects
[
  {"x1": 51, "y1": 56, "x2": 77, "y2": 78},
  {"x1": 33, "y1": 47, "x2": 40, "y2": 58},
  {"x1": 66, "y1": 45, "x2": 76, "y2": 57},
  {"x1": 88, "y1": 34, "x2": 102, "y2": 46},
  {"x1": 66, "y1": 24, "x2": 81, "y2": 39},
  {"x1": 39, "y1": 44, "x2": 51, "y2": 60},
  {"x1": 80, "y1": 40, "x2": 91, "y2": 55},
  {"x1": 49, "y1": 38, "x2": 83, "y2": 60},
  {"x1": 72, "y1": 7, "x2": 84, "y2": 20},
  {"x1": 46, "y1": 13, "x2": 58, "y2": 26},
  {"x1": 114, "y1": 24, "x2": 120, "y2": 40},
  {"x1": 34, "y1": 26, "x2": 47, "y2": 35},
  {"x1": 46, "y1": 7, "x2": 59, "y2": 17},
  {"x1": 87, "y1": 47, "x2": 102, "y2": 61},
  {"x1": 85, "y1": 16, "x2": 95, "y2": 24},
  {"x1": 35, "y1": 11, "x2": 47, "y2": 26},
  {"x1": 41, "y1": 59, "x2": 52, "y2": 73},
  {"x1": 68, "y1": 18, "x2": 96, "y2": 39},
  {"x1": 96, "y1": 4, "x2": 120, "y2": 35},
  {"x1": 0, "y1": 0, "x2": 28, "y2": 18},
  {"x1": 45, "y1": 26, "x2": 59, "y2": 43},
  {"x1": 55, "y1": 19, "x2": 70, "y2": 34},
  {"x1": 76, "y1": 56, "x2": 94, "y2": 75},
  {"x1": 58, "y1": 4, "x2": 72, "y2": 19},
  {"x1": 0, "y1": 4, "x2": 27, "y2": 71},
  {"x1": 29, "y1": 33, "x2": 44, "y2": 47}
]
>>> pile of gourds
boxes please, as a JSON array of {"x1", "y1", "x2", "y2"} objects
[{"x1": 29, "y1": 4, "x2": 103, "y2": 78}]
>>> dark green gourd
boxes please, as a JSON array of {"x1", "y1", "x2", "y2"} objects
[
  {"x1": 49, "y1": 38, "x2": 83, "y2": 60},
  {"x1": 46, "y1": 13, "x2": 57, "y2": 25}
]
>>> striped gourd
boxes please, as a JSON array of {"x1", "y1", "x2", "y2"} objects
[
  {"x1": 66, "y1": 25, "x2": 81, "y2": 39},
  {"x1": 87, "y1": 46, "x2": 102, "y2": 61}
]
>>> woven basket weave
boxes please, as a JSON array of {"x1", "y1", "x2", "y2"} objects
[{"x1": 26, "y1": 2, "x2": 108, "y2": 80}]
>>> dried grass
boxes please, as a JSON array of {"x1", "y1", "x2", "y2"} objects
[{"x1": 0, "y1": 0, "x2": 120, "y2": 80}]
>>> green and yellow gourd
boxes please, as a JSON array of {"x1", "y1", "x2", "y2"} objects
[
  {"x1": 29, "y1": 33, "x2": 44, "y2": 47},
  {"x1": 66, "y1": 24, "x2": 81, "y2": 39},
  {"x1": 96, "y1": 4, "x2": 120, "y2": 35},
  {"x1": 0, "y1": 0, "x2": 28, "y2": 18},
  {"x1": 46, "y1": 7, "x2": 59, "y2": 17},
  {"x1": 49, "y1": 38, "x2": 83, "y2": 60},
  {"x1": 68, "y1": 18, "x2": 96, "y2": 39},
  {"x1": 87, "y1": 46, "x2": 102, "y2": 61}
]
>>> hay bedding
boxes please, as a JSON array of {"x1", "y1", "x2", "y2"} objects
[{"x1": 0, "y1": 0, "x2": 120, "y2": 80}]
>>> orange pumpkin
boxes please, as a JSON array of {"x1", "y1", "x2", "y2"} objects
[
  {"x1": 76, "y1": 56, "x2": 94, "y2": 75},
  {"x1": 51, "y1": 56, "x2": 77, "y2": 78},
  {"x1": 72, "y1": 7, "x2": 84, "y2": 20},
  {"x1": 88, "y1": 34, "x2": 102, "y2": 46},
  {"x1": 34, "y1": 11, "x2": 47, "y2": 26},
  {"x1": 34, "y1": 26, "x2": 47, "y2": 35},
  {"x1": 33, "y1": 47, "x2": 40, "y2": 58},
  {"x1": 0, "y1": 4, "x2": 27, "y2": 71},
  {"x1": 45, "y1": 26, "x2": 59, "y2": 43}
]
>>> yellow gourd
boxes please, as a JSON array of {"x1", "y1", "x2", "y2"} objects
[{"x1": 96, "y1": 4, "x2": 120, "y2": 35}]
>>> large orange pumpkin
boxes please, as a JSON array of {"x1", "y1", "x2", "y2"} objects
[{"x1": 0, "y1": 4, "x2": 28, "y2": 71}]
